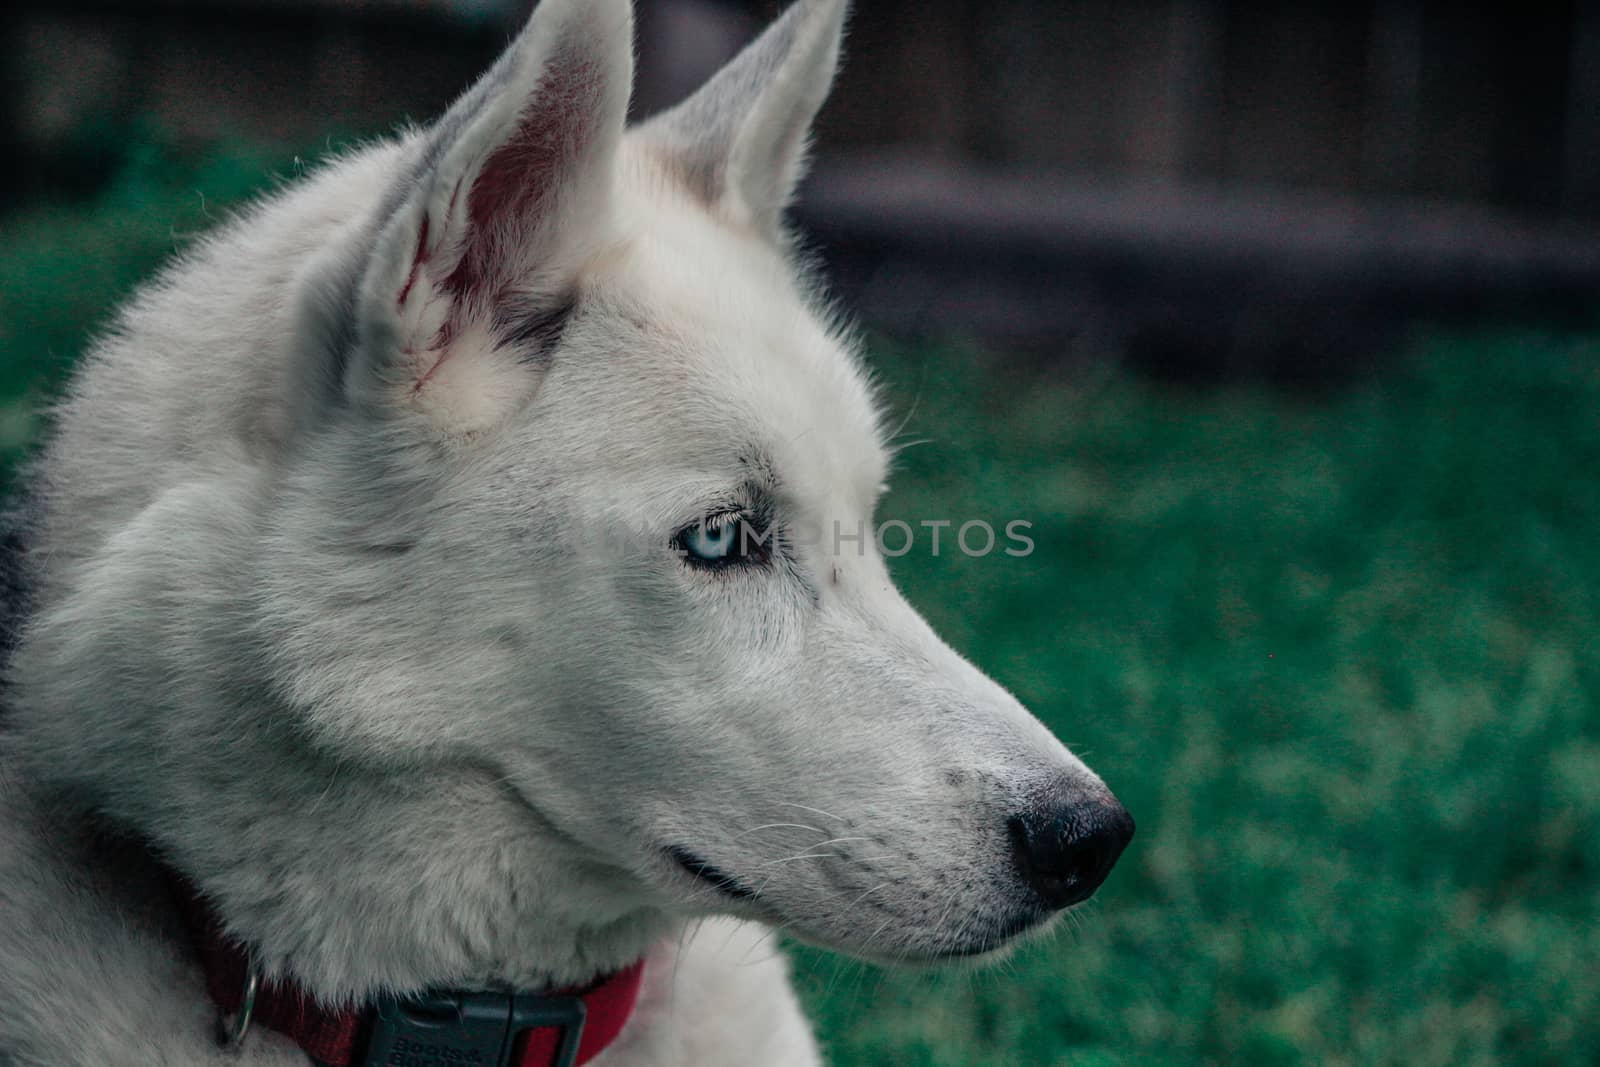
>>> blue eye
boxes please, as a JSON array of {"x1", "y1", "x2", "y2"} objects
[
  {"x1": 684, "y1": 518, "x2": 737, "y2": 561},
  {"x1": 674, "y1": 513, "x2": 771, "y2": 570}
]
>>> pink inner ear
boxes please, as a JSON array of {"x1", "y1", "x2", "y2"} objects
[
  {"x1": 395, "y1": 213, "x2": 431, "y2": 310},
  {"x1": 442, "y1": 43, "x2": 607, "y2": 301}
]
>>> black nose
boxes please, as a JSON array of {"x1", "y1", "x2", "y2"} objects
[{"x1": 1008, "y1": 795, "x2": 1135, "y2": 909}]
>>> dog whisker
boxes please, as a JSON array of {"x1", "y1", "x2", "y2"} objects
[
  {"x1": 749, "y1": 847, "x2": 889, "y2": 869},
  {"x1": 768, "y1": 801, "x2": 848, "y2": 825},
  {"x1": 732, "y1": 822, "x2": 830, "y2": 840},
  {"x1": 803, "y1": 835, "x2": 875, "y2": 850},
  {"x1": 843, "y1": 881, "x2": 891, "y2": 911},
  {"x1": 751, "y1": 852, "x2": 843, "y2": 867}
]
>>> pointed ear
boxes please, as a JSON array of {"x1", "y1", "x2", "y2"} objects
[
  {"x1": 635, "y1": 0, "x2": 846, "y2": 239},
  {"x1": 323, "y1": 0, "x2": 632, "y2": 430}
]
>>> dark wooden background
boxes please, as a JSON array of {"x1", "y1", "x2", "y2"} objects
[{"x1": 6, "y1": 0, "x2": 1599, "y2": 381}]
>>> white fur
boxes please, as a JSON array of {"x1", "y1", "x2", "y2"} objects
[{"x1": 0, "y1": 1, "x2": 1117, "y2": 1063}]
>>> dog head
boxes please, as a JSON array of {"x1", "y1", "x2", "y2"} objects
[{"x1": 266, "y1": 0, "x2": 1132, "y2": 967}]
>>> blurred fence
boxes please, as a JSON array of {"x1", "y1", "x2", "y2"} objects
[
  {"x1": 831, "y1": 0, "x2": 1600, "y2": 221},
  {"x1": 4, "y1": 0, "x2": 1599, "y2": 380},
  {"x1": 10, "y1": 0, "x2": 1599, "y2": 217}
]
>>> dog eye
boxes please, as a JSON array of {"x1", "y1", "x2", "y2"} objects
[{"x1": 674, "y1": 513, "x2": 768, "y2": 570}]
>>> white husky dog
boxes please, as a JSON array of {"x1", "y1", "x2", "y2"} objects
[{"x1": 0, "y1": 0, "x2": 1133, "y2": 1063}]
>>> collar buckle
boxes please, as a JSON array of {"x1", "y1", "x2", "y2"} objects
[{"x1": 361, "y1": 990, "x2": 586, "y2": 1067}]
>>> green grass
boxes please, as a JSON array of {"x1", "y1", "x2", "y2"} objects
[
  {"x1": 799, "y1": 337, "x2": 1600, "y2": 1065},
  {"x1": 4, "y1": 143, "x2": 1598, "y2": 1065}
]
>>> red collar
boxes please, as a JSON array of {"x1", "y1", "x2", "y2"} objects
[{"x1": 171, "y1": 876, "x2": 645, "y2": 1067}]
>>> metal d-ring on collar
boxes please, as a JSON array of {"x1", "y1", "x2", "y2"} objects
[{"x1": 217, "y1": 955, "x2": 260, "y2": 1053}]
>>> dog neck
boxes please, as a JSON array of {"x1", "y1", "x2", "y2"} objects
[
  {"x1": 48, "y1": 712, "x2": 674, "y2": 1005},
  {"x1": 197, "y1": 761, "x2": 664, "y2": 1003},
  {"x1": 169, "y1": 866, "x2": 648, "y2": 1067}
]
